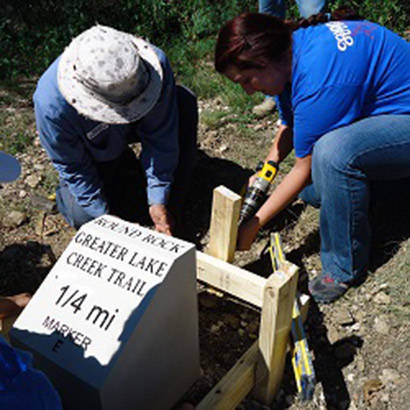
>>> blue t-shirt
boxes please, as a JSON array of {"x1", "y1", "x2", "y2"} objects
[{"x1": 279, "y1": 21, "x2": 410, "y2": 158}]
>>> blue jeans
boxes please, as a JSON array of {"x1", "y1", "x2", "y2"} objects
[
  {"x1": 56, "y1": 85, "x2": 198, "y2": 229},
  {"x1": 259, "y1": 0, "x2": 328, "y2": 19},
  {"x1": 299, "y1": 115, "x2": 410, "y2": 283}
]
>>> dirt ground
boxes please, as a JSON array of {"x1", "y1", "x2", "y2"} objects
[{"x1": 0, "y1": 87, "x2": 409, "y2": 410}]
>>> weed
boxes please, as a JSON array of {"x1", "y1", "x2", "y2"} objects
[
  {"x1": 40, "y1": 167, "x2": 59, "y2": 195},
  {"x1": 201, "y1": 110, "x2": 229, "y2": 130}
]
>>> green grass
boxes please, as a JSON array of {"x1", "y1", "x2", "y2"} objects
[{"x1": 0, "y1": 109, "x2": 35, "y2": 155}]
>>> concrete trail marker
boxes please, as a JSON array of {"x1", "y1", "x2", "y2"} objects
[{"x1": 10, "y1": 215, "x2": 200, "y2": 410}]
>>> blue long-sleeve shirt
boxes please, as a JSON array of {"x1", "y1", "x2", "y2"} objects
[{"x1": 34, "y1": 45, "x2": 179, "y2": 218}]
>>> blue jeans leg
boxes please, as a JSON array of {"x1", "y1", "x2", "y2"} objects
[
  {"x1": 300, "y1": 115, "x2": 410, "y2": 283},
  {"x1": 56, "y1": 183, "x2": 94, "y2": 229},
  {"x1": 259, "y1": 0, "x2": 286, "y2": 18},
  {"x1": 296, "y1": 0, "x2": 327, "y2": 18},
  {"x1": 259, "y1": 0, "x2": 328, "y2": 19}
]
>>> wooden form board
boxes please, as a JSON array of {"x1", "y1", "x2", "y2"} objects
[
  {"x1": 207, "y1": 186, "x2": 242, "y2": 263},
  {"x1": 197, "y1": 185, "x2": 306, "y2": 408},
  {"x1": 197, "y1": 251, "x2": 265, "y2": 308},
  {"x1": 196, "y1": 341, "x2": 259, "y2": 410}
]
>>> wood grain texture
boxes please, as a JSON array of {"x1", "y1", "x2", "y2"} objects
[{"x1": 207, "y1": 186, "x2": 241, "y2": 263}]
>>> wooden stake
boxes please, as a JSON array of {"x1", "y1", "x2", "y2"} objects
[
  {"x1": 207, "y1": 186, "x2": 241, "y2": 263},
  {"x1": 253, "y1": 262, "x2": 299, "y2": 404}
]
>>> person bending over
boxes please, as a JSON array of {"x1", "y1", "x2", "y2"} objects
[
  {"x1": 34, "y1": 25, "x2": 198, "y2": 235},
  {"x1": 215, "y1": 10, "x2": 410, "y2": 303}
]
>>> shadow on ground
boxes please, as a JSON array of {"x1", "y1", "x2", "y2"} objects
[
  {"x1": 0, "y1": 242, "x2": 54, "y2": 295},
  {"x1": 182, "y1": 149, "x2": 253, "y2": 245}
]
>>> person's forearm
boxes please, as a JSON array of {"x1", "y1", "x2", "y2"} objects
[
  {"x1": 255, "y1": 156, "x2": 312, "y2": 226},
  {"x1": 264, "y1": 124, "x2": 294, "y2": 164}
]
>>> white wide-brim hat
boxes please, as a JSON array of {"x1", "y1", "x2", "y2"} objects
[
  {"x1": 0, "y1": 151, "x2": 21, "y2": 183},
  {"x1": 58, "y1": 25, "x2": 163, "y2": 124}
]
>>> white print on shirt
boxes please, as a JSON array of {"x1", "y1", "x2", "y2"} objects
[
  {"x1": 86, "y1": 123, "x2": 109, "y2": 140},
  {"x1": 326, "y1": 21, "x2": 354, "y2": 51}
]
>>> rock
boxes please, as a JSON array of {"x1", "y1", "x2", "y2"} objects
[
  {"x1": 247, "y1": 320, "x2": 259, "y2": 334},
  {"x1": 31, "y1": 194, "x2": 56, "y2": 212},
  {"x1": 355, "y1": 310, "x2": 366, "y2": 322},
  {"x1": 374, "y1": 292, "x2": 391, "y2": 305},
  {"x1": 350, "y1": 323, "x2": 361, "y2": 331},
  {"x1": 327, "y1": 325, "x2": 340, "y2": 344},
  {"x1": 210, "y1": 323, "x2": 221, "y2": 334},
  {"x1": 219, "y1": 144, "x2": 228, "y2": 153},
  {"x1": 34, "y1": 163, "x2": 45, "y2": 171},
  {"x1": 347, "y1": 373, "x2": 355, "y2": 382},
  {"x1": 380, "y1": 393, "x2": 390, "y2": 403},
  {"x1": 25, "y1": 174, "x2": 42, "y2": 188},
  {"x1": 363, "y1": 378, "x2": 383, "y2": 403},
  {"x1": 356, "y1": 356, "x2": 365, "y2": 372},
  {"x1": 3, "y1": 211, "x2": 27, "y2": 227},
  {"x1": 380, "y1": 368, "x2": 401, "y2": 386},
  {"x1": 223, "y1": 313, "x2": 240, "y2": 329},
  {"x1": 374, "y1": 317, "x2": 389, "y2": 335},
  {"x1": 334, "y1": 307, "x2": 355, "y2": 326},
  {"x1": 19, "y1": 190, "x2": 27, "y2": 199},
  {"x1": 35, "y1": 212, "x2": 46, "y2": 236},
  {"x1": 348, "y1": 401, "x2": 358, "y2": 410}
]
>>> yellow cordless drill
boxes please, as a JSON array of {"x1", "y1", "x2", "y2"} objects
[{"x1": 239, "y1": 160, "x2": 279, "y2": 224}]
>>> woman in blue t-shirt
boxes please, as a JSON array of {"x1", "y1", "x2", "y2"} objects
[{"x1": 214, "y1": 10, "x2": 410, "y2": 303}]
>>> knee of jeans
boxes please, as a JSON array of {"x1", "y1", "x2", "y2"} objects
[
  {"x1": 56, "y1": 185, "x2": 93, "y2": 229},
  {"x1": 312, "y1": 129, "x2": 352, "y2": 175}
]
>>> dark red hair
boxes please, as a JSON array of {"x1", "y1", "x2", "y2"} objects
[
  {"x1": 215, "y1": 13, "x2": 291, "y2": 73},
  {"x1": 215, "y1": 8, "x2": 362, "y2": 73}
]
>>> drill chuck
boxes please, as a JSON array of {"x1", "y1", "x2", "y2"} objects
[{"x1": 239, "y1": 160, "x2": 279, "y2": 224}]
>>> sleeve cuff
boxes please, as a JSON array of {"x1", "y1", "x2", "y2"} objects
[{"x1": 147, "y1": 184, "x2": 171, "y2": 206}]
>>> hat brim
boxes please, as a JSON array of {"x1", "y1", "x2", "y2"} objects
[
  {"x1": 0, "y1": 151, "x2": 21, "y2": 183},
  {"x1": 58, "y1": 36, "x2": 163, "y2": 124}
]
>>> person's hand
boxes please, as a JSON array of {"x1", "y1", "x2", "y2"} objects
[
  {"x1": 237, "y1": 217, "x2": 261, "y2": 250},
  {"x1": 248, "y1": 172, "x2": 258, "y2": 187},
  {"x1": 149, "y1": 204, "x2": 175, "y2": 236}
]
